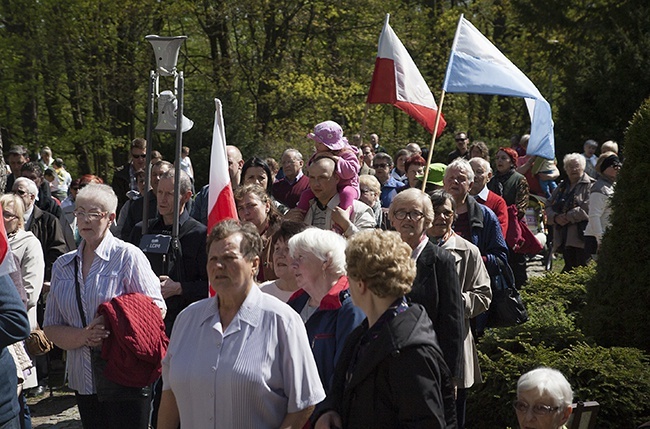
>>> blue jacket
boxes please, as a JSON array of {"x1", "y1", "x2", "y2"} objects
[
  {"x1": 0, "y1": 275, "x2": 30, "y2": 425},
  {"x1": 287, "y1": 277, "x2": 365, "y2": 393},
  {"x1": 465, "y1": 196, "x2": 509, "y2": 277},
  {"x1": 380, "y1": 177, "x2": 406, "y2": 208}
]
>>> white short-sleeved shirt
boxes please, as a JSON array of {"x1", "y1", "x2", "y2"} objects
[
  {"x1": 44, "y1": 231, "x2": 166, "y2": 394},
  {"x1": 259, "y1": 280, "x2": 295, "y2": 303},
  {"x1": 162, "y1": 285, "x2": 325, "y2": 429}
]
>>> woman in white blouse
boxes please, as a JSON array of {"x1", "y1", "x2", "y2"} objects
[{"x1": 158, "y1": 220, "x2": 324, "y2": 429}]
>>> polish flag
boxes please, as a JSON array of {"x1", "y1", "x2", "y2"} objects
[
  {"x1": 208, "y1": 99, "x2": 238, "y2": 295},
  {"x1": 367, "y1": 14, "x2": 446, "y2": 136}
]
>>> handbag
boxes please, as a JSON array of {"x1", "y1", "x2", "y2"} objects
[
  {"x1": 25, "y1": 326, "x2": 54, "y2": 357},
  {"x1": 486, "y1": 261, "x2": 529, "y2": 328},
  {"x1": 505, "y1": 204, "x2": 543, "y2": 255},
  {"x1": 74, "y1": 258, "x2": 151, "y2": 402}
]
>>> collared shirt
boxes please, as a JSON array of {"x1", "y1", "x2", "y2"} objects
[
  {"x1": 44, "y1": 231, "x2": 165, "y2": 395},
  {"x1": 23, "y1": 205, "x2": 34, "y2": 228},
  {"x1": 411, "y1": 234, "x2": 429, "y2": 261},
  {"x1": 285, "y1": 169, "x2": 304, "y2": 186},
  {"x1": 475, "y1": 186, "x2": 490, "y2": 203},
  {"x1": 163, "y1": 286, "x2": 325, "y2": 429}
]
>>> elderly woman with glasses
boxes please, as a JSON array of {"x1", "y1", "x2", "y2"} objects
[
  {"x1": 43, "y1": 184, "x2": 166, "y2": 429},
  {"x1": 514, "y1": 367, "x2": 573, "y2": 429},
  {"x1": 388, "y1": 188, "x2": 464, "y2": 389}
]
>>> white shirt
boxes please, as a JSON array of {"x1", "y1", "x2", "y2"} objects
[
  {"x1": 44, "y1": 231, "x2": 166, "y2": 394},
  {"x1": 259, "y1": 280, "x2": 295, "y2": 303},
  {"x1": 162, "y1": 286, "x2": 325, "y2": 429}
]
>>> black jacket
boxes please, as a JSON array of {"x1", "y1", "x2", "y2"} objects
[
  {"x1": 120, "y1": 189, "x2": 157, "y2": 241},
  {"x1": 318, "y1": 304, "x2": 457, "y2": 428},
  {"x1": 112, "y1": 163, "x2": 132, "y2": 215},
  {"x1": 27, "y1": 206, "x2": 68, "y2": 281},
  {"x1": 129, "y1": 210, "x2": 208, "y2": 335},
  {"x1": 410, "y1": 241, "x2": 464, "y2": 381}
]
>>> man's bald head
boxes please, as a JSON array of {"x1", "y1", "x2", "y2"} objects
[{"x1": 226, "y1": 145, "x2": 244, "y2": 185}]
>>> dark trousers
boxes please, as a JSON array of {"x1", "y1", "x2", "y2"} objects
[
  {"x1": 75, "y1": 393, "x2": 150, "y2": 429},
  {"x1": 456, "y1": 387, "x2": 467, "y2": 429},
  {"x1": 562, "y1": 246, "x2": 590, "y2": 272},
  {"x1": 508, "y1": 249, "x2": 528, "y2": 288}
]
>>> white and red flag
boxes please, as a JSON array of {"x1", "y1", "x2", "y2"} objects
[
  {"x1": 367, "y1": 14, "x2": 446, "y2": 136},
  {"x1": 208, "y1": 99, "x2": 238, "y2": 295}
]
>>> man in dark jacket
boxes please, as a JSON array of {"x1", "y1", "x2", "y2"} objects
[{"x1": 112, "y1": 137, "x2": 147, "y2": 214}]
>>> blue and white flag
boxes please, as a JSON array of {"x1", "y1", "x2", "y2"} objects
[{"x1": 443, "y1": 15, "x2": 555, "y2": 159}]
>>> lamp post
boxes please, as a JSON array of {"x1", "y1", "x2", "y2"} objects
[{"x1": 143, "y1": 35, "x2": 193, "y2": 242}]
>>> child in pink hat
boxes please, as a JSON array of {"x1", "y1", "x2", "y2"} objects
[{"x1": 296, "y1": 120, "x2": 360, "y2": 218}]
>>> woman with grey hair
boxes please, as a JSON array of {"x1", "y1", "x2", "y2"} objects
[
  {"x1": 546, "y1": 153, "x2": 595, "y2": 272},
  {"x1": 287, "y1": 228, "x2": 365, "y2": 401},
  {"x1": 514, "y1": 367, "x2": 573, "y2": 429},
  {"x1": 43, "y1": 184, "x2": 166, "y2": 429}
]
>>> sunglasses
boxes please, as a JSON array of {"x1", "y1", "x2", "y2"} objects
[
  {"x1": 131, "y1": 154, "x2": 147, "y2": 159},
  {"x1": 13, "y1": 189, "x2": 28, "y2": 196}
]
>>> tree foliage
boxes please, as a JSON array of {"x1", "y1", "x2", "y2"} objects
[{"x1": 0, "y1": 0, "x2": 649, "y2": 187}]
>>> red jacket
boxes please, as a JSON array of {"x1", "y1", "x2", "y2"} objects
[
  {"x1": 476, "y1": 191, "x2": 509, "y2": 238},
  {"x1": 97, "y1": 293, "x2": 168, "y2": 387}
]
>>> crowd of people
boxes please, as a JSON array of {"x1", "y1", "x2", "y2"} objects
[{"x1": 0, "y1": 122, "x2": 621, "y2": 429}]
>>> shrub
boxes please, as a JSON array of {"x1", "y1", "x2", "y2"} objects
[
  {"x1": 466, "y1": 267, "x2": 650, "y2": 428},
  {"x1": 584, "y1": 97, "x2": 650, "y2": 352}
]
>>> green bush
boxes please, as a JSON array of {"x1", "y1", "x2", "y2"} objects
[
  {"x1": 466, "y1": 267, "x2": 650, "y2": 428},
  {"x1": 584, "y1": 97, "x2": 650, "y2": 352}
]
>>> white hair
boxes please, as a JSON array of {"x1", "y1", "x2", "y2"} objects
[
  {"x1": 563, "y1": 153, "x2": 586, "y2": 170},
  {"x1": 13, "y1": 177, "x2": 38, "y2": 196},
  {"x1": 288, "y1": 228, "x2": 347, "y2": 276},
  {"x1": 76, "y1": 184, "x2": 118, "y2": 215},
  {"x1": 282, "y1": 148, "x2": 303, "y2": 161},
  {"x1": 470, "y1": 157, "x2": 492, "y2": 174},
  {"x1": 445, "y1": 158, "x2": 475, "y2": 183},
  {"x1": 517, "y1": 367, "x2": 573, "y2": 408}
]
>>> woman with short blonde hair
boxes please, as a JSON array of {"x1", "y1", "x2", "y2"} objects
[{"x1": 315, "y1": 229, "x2": 456, "y2": 428}]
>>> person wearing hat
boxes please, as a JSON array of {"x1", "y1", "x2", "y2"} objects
[
  {"x1": 488, "y1": 147, "x2": 530, "y2": 288},
  {"x1": 416, "y1": 162, "x2": 447, "y2": 195},
  {"x1": 583, "y1": 151, "x2": 621, "y2": 257},
  {"x1": 582, "y1": 139, "x2": 599, "y2": 178},
  {"x1": 295, "y1": 121, "x2": 360, "y2": 221}
]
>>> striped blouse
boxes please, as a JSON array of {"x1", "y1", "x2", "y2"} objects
[{"x1": 44, "y1": 231, "x2": 165, "y2": 395}]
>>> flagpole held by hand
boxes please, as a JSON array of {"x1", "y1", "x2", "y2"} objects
[{"x1": 421, "y1": 90, "x2": 446, "y2": 191}]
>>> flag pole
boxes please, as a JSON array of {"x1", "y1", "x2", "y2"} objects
[
  {"x1": 360, "y1": 103, "x2": 370, "y2": 139},
  {"x1": 421, "y1": 89, "x2": 446, "y2": 191}
]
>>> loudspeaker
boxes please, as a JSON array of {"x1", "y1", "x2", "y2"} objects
[
  {"x1": 155, "y1": 90, "x2": 194, "y2": 133},
  {"x1": 146, "y1": 35, "x2": 187, "y2": 76}
]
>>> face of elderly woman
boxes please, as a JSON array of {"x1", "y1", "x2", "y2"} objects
[
  {"x1": 292, "y1": 252, "x2": 325, "y2": 291},
  {"x1": 390, "y1": 197, "x2": 427, "y2": 249},
  {"x1": 2, "y1": 201, "x2": 20, "y2": 234},
  {"x1": 236, "y1": 193, "x2": 270, "y2": 232},
  {"x1": 443, "y1": 167, "x2": 472, "y2": 202},
  {"x1": 75, "y1": 198, "x2": 114, "y2": 245},
  {"x1": 515, "y1": 389, "x2": 571, "y2": 429},
  {"x1": 565, "y1": 159, "x2": 584, "y2": 184},
  {"x1": 406, "y1": 164, "x2": 424, "y2": 187},
  {"x1": 207, "y1": 233, "x2": 258, "y2": 294}
]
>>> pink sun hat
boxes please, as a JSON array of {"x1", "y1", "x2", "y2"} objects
[{"x1": 307, "y1": 120, "x2": 348, "y2": 150}]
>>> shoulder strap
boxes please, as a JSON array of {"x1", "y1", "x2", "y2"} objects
[{"x1": 74, "y1": 257, "x2": 87, "y2": 328}]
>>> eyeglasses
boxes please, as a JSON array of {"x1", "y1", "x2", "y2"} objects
[
  {"x1": 434, "y1": 208, "x2": 454, "y2": 218},
  {"x1": 73, "y1": 211, "x2": 107, "y2": 221},
  {"x1": 13, "y1": 189, "x2": 28, "y2": 197},
  {"x1": 393, "y1": 210, "x2": 424, "y2": 221},
  {"x1": 512, "y1": 400, "x2": 561, "y2": 416},
  {"x1": 131, "y1": 154, "x2": 147, "y2": 159},
  {"x1": 360, "y1": 188, "x2": 375, "y2": 195},
  {"x1": 455, "y1": 138, "x2": 467, "y2": 142},
  {"x1": 373, "y1": 163, "x2": 390, "y2": 169}
]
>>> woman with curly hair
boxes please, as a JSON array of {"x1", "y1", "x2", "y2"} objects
[{"x1": 314, "y1": 229, "x2": 456, "y2": 429}]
